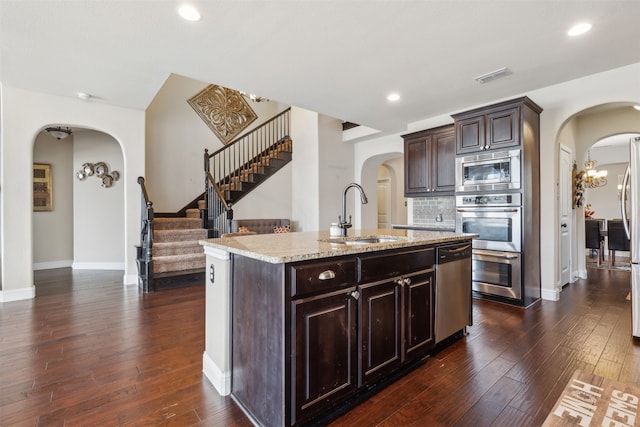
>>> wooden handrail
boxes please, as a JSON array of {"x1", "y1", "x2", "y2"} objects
[
  {"x1": 137, "y1": 176, "x2": 151, "y2": 206},
  {"x1": 206, "y1": 172, "x2": 230, "y2": 211}
]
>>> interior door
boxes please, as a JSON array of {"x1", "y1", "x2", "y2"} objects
[
  {"x1": 377, "y1": 178, "x2": 391, "y2": 229},
  {"x1": 559, "y1": 145, "x2": 573, "y2": 286}
]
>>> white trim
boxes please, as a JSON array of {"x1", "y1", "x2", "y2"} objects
[
  {"x1": 203, "y1": 351, "x2": 231, "y2": 396},
  {"x1": 203, "y1": 245, "x2": 230, "y2": 260},
  {"x1": 576, "y1": 269, "x2": 588, "y2": 279},
  {"x1": 541, "y1": 288, "x2": 560, "y2": 301},
  {"x1": 123, "y1": 273, "x2": 138, "y2": 285},
  {"x1": 0, "y1": 286, "x2": 36, "y2": 302},
  {"x1": 33, "y1": 260, "x2": 73, "y2": 270},
  {"x1": 71, "y1": 262, "x2": 125, "y2": 270}
]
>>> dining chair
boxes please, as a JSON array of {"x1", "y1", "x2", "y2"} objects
[
  {"x1": 607, "y1": 219, "x2": 630, "y2": 268},
  {"x1": 585, "y1": 218, "x2": 605, "y2": 267}
]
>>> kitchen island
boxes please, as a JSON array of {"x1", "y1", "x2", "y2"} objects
[{"x1": 200, "y1": 229, "x2": 474, "y2": 426}]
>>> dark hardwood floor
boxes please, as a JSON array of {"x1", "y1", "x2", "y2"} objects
[{"x1": 1, "y1": 267, "x2": 638, "y2": 426}]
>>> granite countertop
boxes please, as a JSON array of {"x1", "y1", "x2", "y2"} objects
[{"x1": 200, "y1": 228, "x2": 475, "y2": 264}]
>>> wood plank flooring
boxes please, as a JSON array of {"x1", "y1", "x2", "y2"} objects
[{"x1": 1, "y1": 267, "x2": 638, "y2": 426}]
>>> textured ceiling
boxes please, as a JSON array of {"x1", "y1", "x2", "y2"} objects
[{"x1": 2, "y1": 1, "x2": 640, "y2": 134}]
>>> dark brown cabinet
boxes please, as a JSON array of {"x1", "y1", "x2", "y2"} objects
[
  {"x1": 453, "y1": 97, "x2": 540, "y2": 155},
  {"x1": 403, "y1": 271, "x2": 435, "y2": 362},
  {"x1": 292, "y1": 289, "x2": 358, "y2": 424},
  {"x1": 403, "y1": 124, "x2": 455, "y2": 196},
  {"x1": 231, "y1": 245, "x2": 441, "y2": 426},
  {"x1": 358, "y1": 280, "x2": 402, "y2": 386},
  {"x1": 358, "y1": 248, "x2": 435, "y2": 385}
]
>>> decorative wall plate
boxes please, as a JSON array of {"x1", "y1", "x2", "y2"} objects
[
  {"x1": 101, "y1": 175, "x2": 113, "y2": 188},
  {"x1": 94, "y1": 162, "x2": 108, "y2": 178}
]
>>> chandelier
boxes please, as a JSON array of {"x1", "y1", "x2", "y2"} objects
[
  {"x1": 45, "y1": 126, "x2": 72, "y2": 140},
  {"x1": 583, "y1": 150, "x2": 607, "y2": 188}
]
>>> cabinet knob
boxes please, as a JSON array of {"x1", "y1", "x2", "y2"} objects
[
  {"x1": 318, "y1": 270, "x2": 336, "y2": 280},
  {"x1": 484, "y1": 145, "x2": 490, "y2": 149},
  {"x1": 350, "y1": 290, "x2": 360, "y2": 300},
  {"x1": 404, "y1": 278, "x2": 412, "y2": 286}
]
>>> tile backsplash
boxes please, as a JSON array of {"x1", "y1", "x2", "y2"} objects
[{"x1": 412, "y1": 196, "x2": 456, "y2": 229}]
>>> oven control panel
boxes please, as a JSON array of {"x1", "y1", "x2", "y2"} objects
[{"x1": 456, "y1": 193, "x2": 521, "y2": 207}]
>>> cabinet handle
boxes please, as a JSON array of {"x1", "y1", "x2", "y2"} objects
[
  {"x1": 404, "y1": 278, "x2": 412, "y2": 286},
  {"x1": 318, "y1": 270, "x2": 336, "y2": 280},
  {"x1": 484, "y1": 145, "x2": 490, "y2": 150},
  {"x1": 350, "y1": 290, "x2": 360, "y2": 300}
]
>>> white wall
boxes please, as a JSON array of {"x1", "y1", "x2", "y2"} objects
[
  {"x1": 73, "y1": 131, "x2": 125, "y2": 269},
  {"x1": 355, "y1": 62, "x2": 640, "y2": 302},
  {"x1": 0, "y1": 87, "x2": 144, "y2": 301},
  {"x1": 318, "y1": 115, "x2": 355, "y2": 231},
  {"x1": 291, "y1": 108, "x2": 320, "y2": 231},
  {"x1": 32, "y1": 132, "x2": 74, "y2": 269}
]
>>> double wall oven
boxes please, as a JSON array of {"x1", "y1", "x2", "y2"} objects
[{"x1": 456, "y1": 194, "x2": 523, "y2": 300}]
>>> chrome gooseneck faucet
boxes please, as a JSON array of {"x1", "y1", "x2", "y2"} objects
[{"x1": 338, "y1": 183, "x2": 368, "y2": 237}]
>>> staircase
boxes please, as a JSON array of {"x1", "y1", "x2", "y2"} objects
[
  {"x1": 136, "y1": 108, "x2": 292, "y2": 292},
  {"x1": 204, "y1": 108, "x2": 292, "y2": 237},
  {"x1": 152, "y1": 206, "x2": 207, "y2": 275}
]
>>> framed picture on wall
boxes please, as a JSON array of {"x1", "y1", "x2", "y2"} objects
[{"x1": 33, "y1": 163, "x2": 52, "y2": 211}]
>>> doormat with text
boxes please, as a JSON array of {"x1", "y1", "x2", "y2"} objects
[{"x1": 543, "y1": 370, "x2": 639, "y2": 426}]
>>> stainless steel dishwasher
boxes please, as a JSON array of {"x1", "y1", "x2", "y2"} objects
[{"x1": 435, "y1": 242, "x2": 473, "y2": 344}]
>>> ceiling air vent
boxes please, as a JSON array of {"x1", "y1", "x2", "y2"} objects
[{"x1": 474, "y1": 67, "x2": 512, "y2": 84}]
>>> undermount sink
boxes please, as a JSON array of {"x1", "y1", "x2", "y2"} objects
[{"x1": 321, "y1": 236, "x2": 405, "y2": 245}]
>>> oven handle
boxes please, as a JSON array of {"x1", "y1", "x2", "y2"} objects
[
  {"x1": 473, "y1": 249, "x2": 520, "y2": 260},
  {"x1": 456, "y1": 208, "x2": 520, "y2": 213}
]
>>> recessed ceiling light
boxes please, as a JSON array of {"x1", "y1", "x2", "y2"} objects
[
  {"x1": 178, "y1": 4, "x2": 201, "y2": 21},
  {"x1": 568, "y1": 22, "x2": 592, "y2": 36},
  {"x1": 387, "y1": 93, "x2": 400, "y2": 102},
  {"x1": 634, "y1": 105, "x2": 640, "y2": 111},
  {"x1": 77, "y1": 92, "x2": 91, "y2": 101}
]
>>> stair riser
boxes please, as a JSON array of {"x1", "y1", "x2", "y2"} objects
[
  {"x1": 153, "y1": 257, "x2": 205, "y2": 273},
  {"x1": 154, "y1": 245, "x2": 203, "y2": 257},
  {"x1": 154, "y1": 230, "x2": 208, "y2": 242},
  {"x1": 154, "y1": 218, "x2": 202, "y2": 230}
]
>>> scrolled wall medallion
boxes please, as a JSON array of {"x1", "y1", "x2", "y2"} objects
[{"x1": 187, "y1": 84, "x2": 258, "y2": 144}]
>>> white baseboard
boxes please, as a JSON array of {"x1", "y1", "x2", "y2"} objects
[
  {"x1": 33, "y1": 260, "x2": 73, "y2": 270},
  {"x1": 72, "y1": 262, "x2": 125, "y2": 270},
  {"x1": 203, "y1": 352, "x2": 231, "y2": 396},
  {"x1": 123, "y1": 274, "x2": 138, "y2": 285},
  {"x1": 0, "y1": 286, "x2": 36, "y2": 302},
  {"x1": 541, "y1": 288, "x2": 560, "y2": 301}
]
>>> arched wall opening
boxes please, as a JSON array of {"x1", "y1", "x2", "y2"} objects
[
  {"x1": 358, "y1": 152, "x2": 405, "y2": 230},
  {"x1": 553, "y1": 103, "x2": 640, "y2": 287},
  {"x1": 32, "y1": 126, "x2": 126, "y2": 272}
]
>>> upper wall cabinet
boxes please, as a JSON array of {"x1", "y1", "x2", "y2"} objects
[
  {"x1": 452, "y1": 97, "x2": 543, "y2": 155},
  {"x1": 402, "y1": 124, "x2": 455, "y2": 197}
]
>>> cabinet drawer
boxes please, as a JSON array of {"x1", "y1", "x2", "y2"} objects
[
  {"x1": 289, "y1": 258, "x2": 357, "y2": 297},
  {"x1": 358, "y1": 248, "x2": 435, "y2": 283}
]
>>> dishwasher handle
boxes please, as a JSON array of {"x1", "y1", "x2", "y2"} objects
[{"x1": 437, "y1": 243, "x2": 472, "y2": 264}]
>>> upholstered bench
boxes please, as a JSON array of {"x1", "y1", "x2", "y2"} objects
[{"x1": 227, "y1": 218, "x2": 291, "y2": 235}]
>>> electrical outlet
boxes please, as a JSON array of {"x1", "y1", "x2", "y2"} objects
[{"x1": 210, "y1": 264, "x2": 215, "y2": 283}]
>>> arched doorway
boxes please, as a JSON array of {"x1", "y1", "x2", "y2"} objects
[
  {"x1": 555, "y1": 103, "x2": 640, "y2": 286},
  {"x1": 33, "y1": 126, "x2": 125, "y2": 275},
  {"x1": 360, "y1": 153, "x2": 406, "y2": 230}
]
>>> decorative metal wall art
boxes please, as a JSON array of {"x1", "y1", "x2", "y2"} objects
[
  {"x1": 187, "y1": 84, "x2": 258, "y2": 144},
  {"x1": 76, "y1": 162, "x2": 120, "y2": 188},
  {"x1": 33, "y1": 163, "x2": 53, "y2": 211}
]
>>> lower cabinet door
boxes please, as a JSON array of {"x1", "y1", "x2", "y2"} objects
[
  {"x1": 358, "y1": 280, "x2": 402, "y2": 386},
  {"x1": 291, "y1": 289, "x2": 358, "y2": 425},
  {"x1": 404, "y1": 271, "x2": 435, "y2": 362}
]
